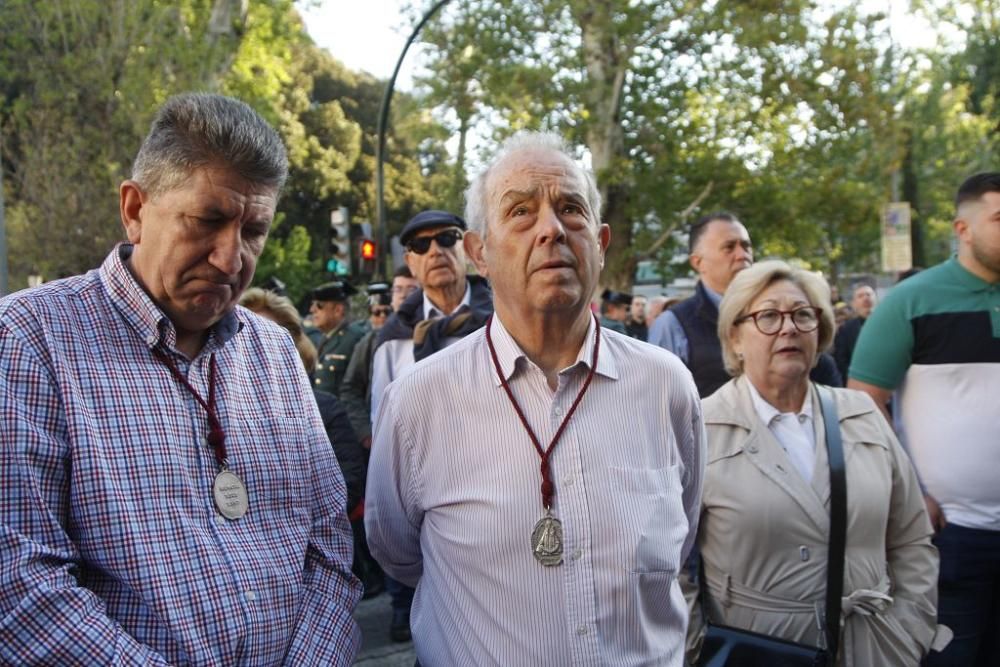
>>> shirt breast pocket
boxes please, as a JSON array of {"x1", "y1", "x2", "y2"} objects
[
  {"x1": 607, "y1": 463, "x2": 688, "y2": 575},
  {"x1": 233, "y1": 415, "x2": 313, "y2": 515}
]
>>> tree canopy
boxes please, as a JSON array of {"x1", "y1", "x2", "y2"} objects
[
  {"x1": 406, "y1": 0, "x2": 1000, "y2": 288},
  {"x1": 2, "y1": 0, "x2": 998, "y2": 300},
  {"x1": 0, "y1": 0, "x2": 451, "y2": 302}
]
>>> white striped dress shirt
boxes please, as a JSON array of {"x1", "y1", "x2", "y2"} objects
[{"x1": 366, "y1": 314, "x2": 706, "y2": 665}]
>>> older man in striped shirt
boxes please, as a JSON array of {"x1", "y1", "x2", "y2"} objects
[{"x1": 366, "y1": 131, "x2": 705, "y2": 665}]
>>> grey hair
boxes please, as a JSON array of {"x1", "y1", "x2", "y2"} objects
[
  {"x1": 131, "y1": 92, "x2": 288, "y2": 198},
  {"x1": 463, "y1": 130, "x2": 603, "y2": 237},
  {"x1": 717, "y1": 259, "x2": 835, "y2": 376}
]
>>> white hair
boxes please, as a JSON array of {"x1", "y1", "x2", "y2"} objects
[{"x1": 463, "y1": 130, "x2": 603, "y2": 237}]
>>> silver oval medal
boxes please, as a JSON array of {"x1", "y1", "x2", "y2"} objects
[
  {"x1": 531, "y1": 514, "x2": 564, "y2": 566},
  {"x1": 213, "y1": 469, "x2": 249, "y2": 520}
]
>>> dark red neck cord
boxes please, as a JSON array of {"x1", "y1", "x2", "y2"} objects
[
  {"x1": 153, "y1": 350, "x2": 227, "y2": 468},
  {"x1": 485, "y1": 314, "x2": 600, "y2": 510}
]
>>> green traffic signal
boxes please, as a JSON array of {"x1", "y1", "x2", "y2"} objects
[{"x1": 326, "y1": 259, "x2": 349, "y2": 275}]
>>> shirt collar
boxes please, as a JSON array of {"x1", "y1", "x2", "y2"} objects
[
  {"x1": 100, "y1": 243, "x2": 242, "y2": 355},
  {"x1": 424, "y1": 282, "x2": 472, "y2": 319},
  {"x1": 701, "y1": 282, "x2": 724, "y2": 306},
  {"x1": 945, "y1": 255, "x2": 1000, "y2": 291},
  {"x1": 488, "y1": 312, "x2": 618, "y2": 386},
  {"x1": 745, "y1": 377, "x2": 814, "y2": 426}
]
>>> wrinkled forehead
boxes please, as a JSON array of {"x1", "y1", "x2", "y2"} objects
[{"x1": 489, "y1": 148, "x2": 587, "y2": 201}]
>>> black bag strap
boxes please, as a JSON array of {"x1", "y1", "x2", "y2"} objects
[{"x1": 818, "y1": 385, "x2": 846, "y2": 665}]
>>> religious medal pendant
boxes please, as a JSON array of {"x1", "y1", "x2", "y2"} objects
[
  {"x1": 213, "y1": 465, "x2": 249, "y2": 520},
  {"x1": 531, "y1": 508, "x2": 564, "y2": 566}
]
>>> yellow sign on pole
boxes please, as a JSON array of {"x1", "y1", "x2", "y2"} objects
[{"x1": 881, "y1": 202, "x2": 912, "y2": 273}]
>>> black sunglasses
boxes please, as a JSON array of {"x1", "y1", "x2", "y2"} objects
[
  {"x1": 371, "y1": 307, "x2": 392, "y2": 316},
  {"x1": 406, "y1": 229, "x2": 463, "y2": 255}
]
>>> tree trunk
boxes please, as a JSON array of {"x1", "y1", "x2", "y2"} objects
[{"x1": 574, "y1": 2, "x2": 632, "y2": 290}]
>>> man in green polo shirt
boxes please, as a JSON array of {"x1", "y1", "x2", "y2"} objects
[{"x1": 848, "y1": 172, "x2": 1000, "y2": 666}]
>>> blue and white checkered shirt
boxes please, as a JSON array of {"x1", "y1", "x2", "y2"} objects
[{"x1": 0, "y1": 244, "x2": 361, "y2": 665}]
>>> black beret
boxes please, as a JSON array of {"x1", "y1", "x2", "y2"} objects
[
  {"x1": 399, "y1": 210, "x2": 466, "y2": 246},
  {"x1": 601, "y1": 289, "x2": 633, "y2": 306},
  {"x1": 311, "y1": 281, "x2": 356, "y2": 302}
]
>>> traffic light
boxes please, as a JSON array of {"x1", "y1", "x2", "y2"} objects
[
  {"x1": 329, "y1": 206, "x2": 351, "y2": 276},
  {"x1": 358, "y1": 238, "x2": 377, "y2": 277}
]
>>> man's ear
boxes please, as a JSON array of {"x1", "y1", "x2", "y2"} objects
[
  {"x1": 953, "y1": 216, "x2": 970, "y2": 246},
  {"x1": 120, "y1": 180, "x2": 146, "y2": 243},
  {"x1": 463, "y1": 231, "x2": 489, "y2": 277},
  {"x1": 597, "y1": 224, "x2": 611, "y2": 269},
  {"x1": 689, "y1": 253, "x2": 702, "y2": 275}
]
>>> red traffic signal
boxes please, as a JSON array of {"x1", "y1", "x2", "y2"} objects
[{"x1": 360, "y1": 239, "x2": 377, "y2": 261}]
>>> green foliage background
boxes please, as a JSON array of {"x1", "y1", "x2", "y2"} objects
[
  {"x1": 1, "y1": 0, "x2": 999, "y2": 301},
  {"x1": 0, "y1": 0, "x2": 450, "y2": 303}
]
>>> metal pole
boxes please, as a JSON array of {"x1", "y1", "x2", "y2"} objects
[
  {"x1": 376, "y1": 0, "x2": 452, "y2": 278},
  {"x1": 888, "y1": 0, "x2": 900, "y2": 203}
]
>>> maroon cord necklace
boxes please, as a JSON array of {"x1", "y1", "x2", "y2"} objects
[
  {"x1": 484, "y1": 313, "x2": 601, "y2": 566},
  {"x1": 153, "y1": 349, "x2": 249, "y2": 520}
]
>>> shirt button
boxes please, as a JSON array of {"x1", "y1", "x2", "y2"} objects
[
  {"x1": 314, "y1": 377, "x2": 321, "y2": 384},
  {"x1": 563, "y1": 476, "x2": 575, "y2": 487},
  {"x1": 553, "y1": 407, "x2": 563, "y2": 416},
  {"x1": 576, "y1": 625, "x2": 588, "y2": 636},
  {"x1": 748, "y1": 445, "x2": 759, "y2": 454},
  {"x1": 572, "y1": 548, "x2": 583, "y2": 561},
  {"x1": 245, "y1": 590, "x2": 256, "y2": 602},
  {"x1": 798, "y1": 414, "x2": 807, "y2": 423},
  {"x1": 215, "y1": 514, "x2": 226, "y2": 526}
]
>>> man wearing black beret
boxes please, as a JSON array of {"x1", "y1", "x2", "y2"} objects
[{"x1": 369, "y1": 209, "x2": 494, "y2": 641}]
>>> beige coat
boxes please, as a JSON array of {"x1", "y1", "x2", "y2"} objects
[{"x1": 685, "y1": 377, "x2": 942, "y2": 666}]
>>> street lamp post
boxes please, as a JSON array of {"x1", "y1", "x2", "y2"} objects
[{"x1": 375, "y1": 0, "x2": 452, "y2": 279}]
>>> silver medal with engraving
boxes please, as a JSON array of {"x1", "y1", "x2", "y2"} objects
[
  {"x1": 531, "y1": 511, "x2": 564, "y2": 566},
  {"x1": 213, "y1": 469, "x2": 249, "y2": 520}
]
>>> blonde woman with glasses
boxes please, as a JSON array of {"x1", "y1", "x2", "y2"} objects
[{"x1": 685, "y1": 260, "x2": 949, "y2": 666}]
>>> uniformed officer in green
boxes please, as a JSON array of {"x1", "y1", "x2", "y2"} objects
[
  {"x1": 310, "y1": 281, "x2": 366, "y2": 396},
  {"x1": 599, "y1": 289, "x2": 630, "y2": 334}
]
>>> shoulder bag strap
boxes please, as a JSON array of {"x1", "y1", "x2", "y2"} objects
[{"x1": 817, "y1": 385, "x2": 847, "y2": 665}]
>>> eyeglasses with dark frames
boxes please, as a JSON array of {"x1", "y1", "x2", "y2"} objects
[
  {"x1": 370, "y1": 307, "x2": 392, "y2": 317},
  {"x1": 405, "y1": 229, "x2": 463, "y2": 255},
  {"x1": 737, "y1": 307, "x2": 820, "y2": 335}
]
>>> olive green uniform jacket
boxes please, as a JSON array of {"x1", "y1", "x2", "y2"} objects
[{"x1": 313, "y1": 321, "x2": 366, "y2": 396}]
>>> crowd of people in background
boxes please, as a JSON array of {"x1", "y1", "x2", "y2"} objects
[{"x1": 1, "y1": 91, "x2": 998, "y2": 666}]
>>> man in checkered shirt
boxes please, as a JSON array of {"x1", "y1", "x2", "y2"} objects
[{"x1": 0, "y1": 93, "x2": 361, "y2": 664}]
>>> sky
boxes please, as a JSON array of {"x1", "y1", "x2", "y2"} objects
[{"x1": 298, "y1": 1, "x2": 415, "y2": 87}]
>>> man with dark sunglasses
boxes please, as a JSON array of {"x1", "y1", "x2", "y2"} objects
[{"x1": 368, "y1": 209, "x2": 494, "y2": 641}]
